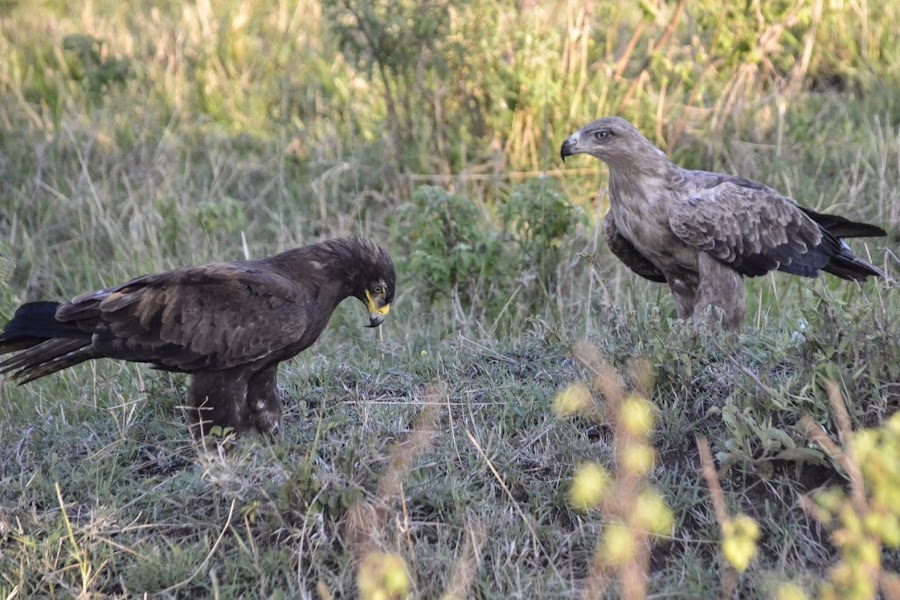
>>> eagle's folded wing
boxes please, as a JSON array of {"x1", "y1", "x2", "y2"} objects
[
  {"x1": 666, "y1": 175, "x2": 835, "y2": 278},
  {"x1": 58, "y1": 264, "x2": 308, "y2": 371}
]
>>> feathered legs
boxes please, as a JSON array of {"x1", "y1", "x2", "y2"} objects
[
  {"x1": 186, "y1": 367, "x2": 282, "y2": 438},
  {"x1": 666, "y1": 278, "x2": 697, "y2": 321},
  {"x1": 247, "y1": 365, "x2": 282, "y2": 436},
  {"x1": 695, "y1": 253, "x2": 745, "y2": 331},
  {"x1": 187, "y1": 371, "x2": 250, "y2": 438}
]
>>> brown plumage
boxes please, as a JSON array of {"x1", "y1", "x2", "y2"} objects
[
  {"x1": 561, "y1": 117, "x2": 887, "y2": 330},
  {"x1": 0, "y1": 237, "x2": 396, "y2": 437}
]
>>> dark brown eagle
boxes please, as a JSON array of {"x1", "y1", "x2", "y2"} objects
[
  {"x1": 0, "y1": 237, "x2": 396, "y2": 437},
  {"x1": 561, "y1": 117, "x2": 886, "y2": 330}
]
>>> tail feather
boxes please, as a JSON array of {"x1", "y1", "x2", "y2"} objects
[
  {"x1": 0, "y1": 337, "x2": 49, "y2": 354},
  {"x1": 794, "y1": 208, "x2": 887, "y2": 281},
  {"x1": 1, "y1": 339, "x2": 98, "y2": 383},
  {"x1": 822, "y1": 241, "x2": 886, "y2": 281},
  {"x1": 1, "y1": 338, "x2": 88, "y2": 372},
  {"x1": 1, "y1": 300, "x2": 96, "y2": 383},
  {"x1": 801, "y1": 207, "x2": 887, "y2": 239}
]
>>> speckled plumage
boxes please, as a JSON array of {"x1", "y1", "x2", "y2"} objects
[
  {"x1": 562, "y1": 117, "x2": 886, "y2": 330},
  {"x1": 0, "y1": 238, "x2": 396, "y2": 436}
]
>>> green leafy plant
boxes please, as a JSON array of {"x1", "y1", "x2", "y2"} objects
[
  {"x1": 399, "y1": 185, "x2": 509, "y2": 308},
  {"x1": 62, "y1": 34, "x2": 131, "y2": 100},
  {"x1": 193, "y1": 197, "x2": 247, "y2": 236},
  {"x1": 502, "y1": 178, "x2": 583, "y2": 291},
  {"x1": 398, "y1": 181, "x2": 583, "y2": 329}
]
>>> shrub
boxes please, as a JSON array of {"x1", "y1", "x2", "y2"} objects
[
  {"x1": 502, "y1": 178, "x2": 583, "y2": 292},
  {"x1": 397, "y1": 181, "x2": 583, "y2": 330},
  {"x1": 399, "y1": 185, "x2": 509, "y2": 308}
]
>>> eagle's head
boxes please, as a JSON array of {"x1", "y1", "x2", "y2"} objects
[
  {"x1": 351, "y1": 238, "x2": 396, "y2": 328},
  {"x1": 313, "y1": 237, "x2": 396, "y2": 328},
  {"x1": 560, "y1": 116, "x2": 666, "y2": 169}
]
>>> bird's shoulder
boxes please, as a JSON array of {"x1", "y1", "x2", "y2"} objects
[
  {"x1": 671, "y1": 169, "x2": 791, "y2": 205},
  {"x1": 87, "y1": 262, "x2": 312, "y2": 316}
]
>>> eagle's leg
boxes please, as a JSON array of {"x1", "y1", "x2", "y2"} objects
[
  {"x1": 247, "y1": 365, "x2": 281, "y2": 437},
  {"x1": 695, "y1": 253, "x2": 745, "y2": 331},
  {"x1": 666, "y1": 277, "x2": 697, "y2": 320},
  {"x1": 186, "y1": 371, "x2": 250, "y2": 438}
]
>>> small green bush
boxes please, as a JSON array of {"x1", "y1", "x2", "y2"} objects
[
  {"x1": 503, "y1": 178, "x2": 583, "y2": 290},
  {"x1": 61, "y1": 34, "x2": 131, "y2": 100},
  {"x1": 399, "y1": 185, "x2": 509, "y2": 308},
  {"x1": 193, "y1": 197, "x2": 248, "y2": 236},
  {"x1": 397, "y1": 181, "x2": 583, "y2": 330}
]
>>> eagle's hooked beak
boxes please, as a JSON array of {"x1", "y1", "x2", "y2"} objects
[
  {"x1": 560, "y1": 134, "x2": 579, "y2": 162},
  {"x1": 365, "y1": 290, "x2": 390, "y2": 328}
]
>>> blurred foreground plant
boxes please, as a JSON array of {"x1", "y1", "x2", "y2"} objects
[
  {"x1": 697, "y1": 436, "x2": 762, "y2": 596},
  {"x1": 357, "y1": 551, "x2": 411, "y2": 600},
  {"x1": 556, "y1": 341, "x2": 674, "y2": 600},
  {"x1": 800, "y1": 382, "x2": 900, "y2": 600},
  {"x1": 339, "y1": 390, "x2": 486, "y2": 600}
]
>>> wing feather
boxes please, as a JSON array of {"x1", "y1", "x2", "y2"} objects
[
  {"x1": 667, "y1": 173, "x2": 837, "y2": 278},
  {"x1": 56, "y1": 264, "x2": 309, "y2": 371}
]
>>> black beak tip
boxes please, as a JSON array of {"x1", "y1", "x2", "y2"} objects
[
  {"x1": 560, "y1": 138, "x2": 575, "y2": 162},
  {"x1": 367, "y1": 316, "x2": 385, "y2": 328}
]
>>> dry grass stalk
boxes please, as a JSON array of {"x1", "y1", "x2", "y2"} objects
[
  {"x1": 343, "y1": 394, "x2": 440, "y2": 560},
  {"x1": 697, "y1": 436, "x2": 739, "y2": 599}
]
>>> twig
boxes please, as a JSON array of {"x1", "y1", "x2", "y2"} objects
[
  {"x1": 162, "y1": 498, "x2": 237, "y2": 594},
  {"x1": 464, "y1": 428, "x2": 560, "y2": 583},
  {"x1": 55, "y1": 482, "x2": 93, "y2": 596},
  {"x1": 696, "y1": 438, "x2": 728, "y2": 528},
  {"x1": 724, "y1": 353, "x2": 781, "y2": 403}
]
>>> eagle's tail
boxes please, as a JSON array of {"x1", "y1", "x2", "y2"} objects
[
  {"x1": 0, "y1": 301, "x2": 97, "y2": 384},
  {"x1": 822, "y1": 241, "x2": 887, "y2": 281},
  {"x1": 800, "y1": 207, "x2": 887, "y2": 239},
  {"x1": 797, "y1": 207, "x2": 887, "y2": 280}
]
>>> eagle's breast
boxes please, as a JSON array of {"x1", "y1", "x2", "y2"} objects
[{"x1": 609, "y1": 170, "x2": 698, "y2": 278}]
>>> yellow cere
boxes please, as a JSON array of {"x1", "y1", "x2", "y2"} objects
[{"x1": 365, "y1": 290, "x2": 391, "y2": 316}]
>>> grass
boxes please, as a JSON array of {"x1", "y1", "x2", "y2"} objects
[
  {"x1": 1, "y1": 0, "x2": 899, "y2": 598},
  {"x1": 2, "y1": 299, "x2": 897, "y2": 597}
]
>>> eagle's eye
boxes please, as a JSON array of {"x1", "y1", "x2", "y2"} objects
[
  {"x1": 372, "y1": 284, "x2": 385, "y2": 295},
  {"x1": 595, "y1": 129, "x2": 612, "y2": 141}
]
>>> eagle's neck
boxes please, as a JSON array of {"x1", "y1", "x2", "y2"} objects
[
  {"x1": 269, "y1": 242, "x2": 365, "y2": 305},
  {"x1": 607, "y1": 157, "x2": 679, "y2": 250},
  {"x1": 608, "y1": 161, "x2": 674, "y2": 207},
  {"x1": 606, "y1": 146, "x2": 674, "y2": 177}
]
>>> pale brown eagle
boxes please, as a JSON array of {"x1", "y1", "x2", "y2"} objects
[
  {"x1": 561, "y1": 117, "x2": 886, "y2": 330},
  {"x1": 0, "y1": 237, "x2": 395, "y2": 437}
]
